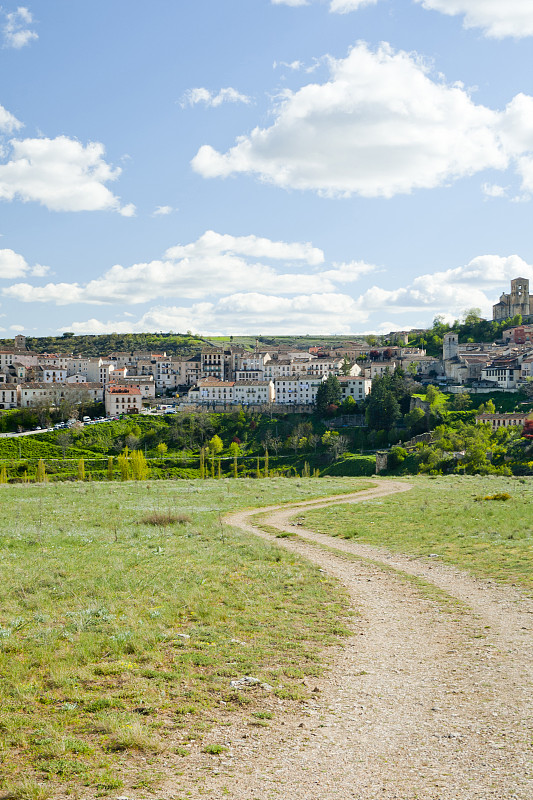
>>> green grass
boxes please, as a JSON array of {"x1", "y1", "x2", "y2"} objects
[
  {"x1": 0, "y1": 476, "x2": 360, "y2": 793},
  {"x1": 299, "y1": 475, "x2": 533, "y2": 590}
]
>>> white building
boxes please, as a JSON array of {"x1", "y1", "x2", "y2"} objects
[
  {"x1": 189, "y1": 379, "x2": 235, "y2": 404},
  {"x1": 18, "y1": 382, "x2": 103, "y2": 408},
  {"x1": 105, "y1": 386, "x2": 143, "y2": 416},
  {"x1": 233, "y1": 380, "x2": 274, "y2": 405},
  {"x1": 337, "y1": 376, "x2": 372, "y2": 402},
  {"x1": 480, "y1": 359, "x2": 522, "y2": 389},
  {"x1": 0, "y1": 385, "x2": 17, "y2": 408},
  {"x1": 108, "y1": 374, "x2": 156, "y2": 400}
]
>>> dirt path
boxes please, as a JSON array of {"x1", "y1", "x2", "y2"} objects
[{"x1": 167, "y1": 480, "x2": 533, "y2": 799}]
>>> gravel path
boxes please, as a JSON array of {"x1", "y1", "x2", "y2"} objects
[{"x1": 165, "y1": 480, "x2": 533, "y2": 800}]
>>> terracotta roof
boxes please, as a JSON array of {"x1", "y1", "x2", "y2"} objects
[{"x1": 107, "y1": 386, "x2": 141, "y2": 395}]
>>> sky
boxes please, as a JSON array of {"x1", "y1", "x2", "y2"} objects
[{"x1": 1, "y1": 0, "x2": 533, "y2": 338}]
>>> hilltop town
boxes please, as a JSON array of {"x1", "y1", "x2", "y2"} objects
[{"x1": 1, "y1": 278, "x2": 532, "y2": 425}]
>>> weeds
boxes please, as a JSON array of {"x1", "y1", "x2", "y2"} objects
[
  {"x1": 140, "y1": 511, "x2": 192, "y2": 526},
  {"x1": 0, "y1": 476, "x2": 355, "y2": 791}
]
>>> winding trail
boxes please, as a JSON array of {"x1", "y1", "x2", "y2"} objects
[{"x1": 173, "y1": 480, "x2": 533, "y2": 799}]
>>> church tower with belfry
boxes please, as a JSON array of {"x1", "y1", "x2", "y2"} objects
[{"x1": 493, "y1": 277, "x2": 533, "y2": 322}]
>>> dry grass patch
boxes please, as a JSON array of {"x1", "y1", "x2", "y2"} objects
[{"x1": 140, "y1": 511, "x2": 192, "y2": 526}]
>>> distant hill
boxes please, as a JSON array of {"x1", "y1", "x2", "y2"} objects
[{"x1": 0, "y1": 332, "x2": 207, "y2": 357}]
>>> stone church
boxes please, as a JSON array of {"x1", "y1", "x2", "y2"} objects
[{"x1": 492, "y1": 277, "x2": 533, "y2": 322}]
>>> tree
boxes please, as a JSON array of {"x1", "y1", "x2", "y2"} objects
[
  {"x1": 365, "y1": 375, "x2": 401, "y2": 431},
  {"x1": 118, "y1": 448, "x2": 130, "y2": 480},
  {"x1": 463, "y1": 308, "x2": 482, "y2": 326},
  {"x1": 452, "y1": 393, "x2": 472, "y2": 410},
  {"x1": 341, "y1": 395, "x2": 357, "y2": 414},
  {"x1": 199, "y1": 447, "x2": 206, "y2": 479},
  {"x1": 404, "y1": 407, "x2": 426, "y2": 435},
  {"x1": 321, "y1": 430, "x2": 349, "y2": 461},
  {"x1": 156, "y1": 442, "x2": 168, "y2": 459},
  {"x1": 208, "y1": 434, "x2": 223, "y2": 455},
  {"x1": 341, "y1": 355, "x2": 352, "y2": 376},
  {"x1": 57, "y1": 430, "x2": 72, "y2": 459},
  {"x1": 35, "y1": 459, "x2": 46, "y2": 483},
  {"x1": 125, "y1": 433, "x2": 140, "y2": 450},
  {"x1": 131, "y1": 449, "x2": 149, "y2": 480},
  {"x1": 31, "y1": 397, "x2": 51, "y2": 428},
  {"x1": 315, "y1": 375, "x2": 342, "y2": 414}
]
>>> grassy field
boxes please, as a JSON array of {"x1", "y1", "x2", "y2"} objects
[
  {"x1": 299, "y1": 475, "x2": 533, "y2": 591},
  {"x1": 0, "y1": 476, "x2": 365, "y2": 797}
]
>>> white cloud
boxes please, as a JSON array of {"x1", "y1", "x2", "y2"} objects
[
  {"x1": 3, "y1": 230, "x2": 377, "y2": 308},
  {"x1": 30, "y1": 263, "x2": 49, "y2": 277},
  {"x1": 181, "y1": 87, "x2": 251, "y2": 109},
  {"x1": 482, "y1": 183, "x2": 507, "y2": 198},
  {"x1": 164, "y1": 230, "x2": 324, "y2": 264},
  {"x1": 0, "y1": 104, "x2": 23, "y2": 134},
  {"x1": 356, "y1": 255, "x2": 533, "y2": 318},
  {"x1": 118, "y1": 203, "x2": 136, "y2": 217},
  {"x1": 0, "y1": 247, "x2": 47, "y2": 279},
  {"x1": 0, "y1": 248, "x2": 28, "y2": 278},
  {"x1": 3, "y1": 6, "x2": 38, "y2": 49},
  {"x1": 192, "y1": 41, "x2": 533, "y2": 199},
  {"x1": 416, "y1": 1, "x2": 533, "y2": 39},
  {"x1": 329, "y1": 0, "x2": 378, "y2": 12},
  {"x1": 9, "y1": 323, "x2": 24, "y2": 331},
  {"x1": 271, "y1": 0, "x2": 310, "y2": 7},
  {"x1": 321, "y1": 261, "x2": 378, "y2": 283},
  {"x1": 273, "y1": 60, "x2": 304, "y2": 71},
  {"x1": 61, "y1": 292, "x2": 367, "y2": 336},
  {"x1": 152, "y1": 205, "x2": 173, "y2": 216},
  {"x1": 0, "y1": 135, "x2": 133, "y2": 213}
]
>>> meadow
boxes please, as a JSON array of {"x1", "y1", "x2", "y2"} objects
[
  {"x1": 299, "y1": 475, "x2": 533, "y2": 591},
  {"x1": 0, "y1": 476, "x2": 359, "y2": 797},
  {"x1": 2, "y1": 473, "x2": 532, "y2": 798}
]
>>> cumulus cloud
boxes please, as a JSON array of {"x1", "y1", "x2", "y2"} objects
[
  {"x1": 329, "y1": 0, "x2": 378, "y2": 11},
  {"x1": 0, "y1": 104, "x2": 23, "y2": 134},
  {"x1": 0, "y1": 135, "x2": 134, "y2": 213},
  {"x1": 416, "y1": 1, "x2": 533, "y2": 39},
  {"x1": 181, "y1": 87, "x2": 252, "y2": 108},
  {"x1": 0, "y1": 247, "x2": 47, "y2": 279},
  {"x1": 152, "y1": 205, "x2": 173, "y2": 216},
  {"x1": 356, "y1": 255, "x2": 533, "y2": 318},
  {"x1": 61, "y1": 291, "x2": 367, "y2": 336},
  {"x1": 192, "y1": 41, "x2": 533, "y2": 199},
  {"x1": 271, "y1": 0, "x2": 310, "y2": 7},
  {"x1": 482, "y1": 183, "x2": 508, "y2": 199},
  {"x1": 164, "y1": 230, "x2": 324, "y2": 264},
  {"x1": 3, "y1": 230, "x2": 370, "y2": 307},
  {"x1": 2, "y1": 6, "x2": 38, "y2": 49}
]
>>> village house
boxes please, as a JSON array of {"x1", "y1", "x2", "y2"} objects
[
  {"x1": 480, "y1": 358, "x2": 522, "y2": 390},
  {"x1": 337, "y1": 376, "x2": 372, "y2": 402},
  {"x1": 108, "y1": 372, "x2": 156, "y2": 401},
  {"x1": 233, "y1": 380, "x2": 274, "y2": 406},
  {"x1": 188, "y1": 379, "x2": 236, "y2": 404},
  {"x1": 35, "y1": 365, "x2": 68, "y2": 383},
  {"x1": 476, "y1": 411, "x2": 531, "y2": 431},
  {"x1": 18, "y1": 382, "x2": 103, "y2": 408},
  {"x1": 0, "y1": 385, "x2": 17, "y2": 409},
  {"x1": 105, "y1": 385, "x2": 143, "y2": 416}
]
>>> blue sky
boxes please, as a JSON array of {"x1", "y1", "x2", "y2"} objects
[{"x1": 1, "y1": 0, "x2": 533, "y2": 337}]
